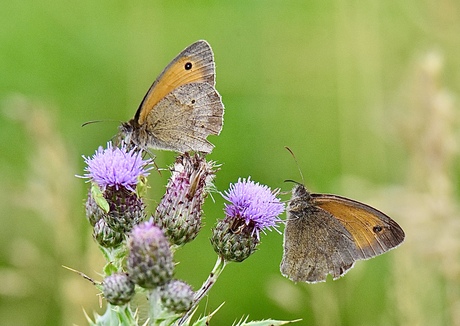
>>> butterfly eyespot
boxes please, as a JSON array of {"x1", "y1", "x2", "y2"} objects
[
  {"x1": 373, "y1": 225, "x2": 383, "y2": 233},
  {"x1": 184, "y1": 62, "x2": 193, "y2": 70},
  {"x1": 191, "y1": 99, "x2": 196, "y2": 104}
]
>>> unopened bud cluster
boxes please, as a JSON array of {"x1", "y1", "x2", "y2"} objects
[{"x1": 79, "y1": 143, "x2": 285, "y2": 324}]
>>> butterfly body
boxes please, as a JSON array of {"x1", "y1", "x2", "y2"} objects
[
  {"x1": 281, "y1": 184, "x2": 405, "y2": 283},
  {"x1": 118, "y1": 40, "x2": 224, "y2": 153}
]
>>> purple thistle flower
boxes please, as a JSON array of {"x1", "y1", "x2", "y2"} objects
[
  {"x1": 211, "y1": 177, "x2": 284, "y2": 262},
  {"x1": 223, "y1": 177, "x2": 284, "y2": 238},
  {"x1": 80, "y1": 142, "x2": 151, "y2": 233},
  {"x1": 82, "y1": 142, "x2": 152, "y2": 192}
]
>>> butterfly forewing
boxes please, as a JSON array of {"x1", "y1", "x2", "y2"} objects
[
  {"x1": 311, "y1": 194, "x2": 405, "y2": 259},
  {"x1": 137, "y1": 40, "x2": 216, "y2": 124}
]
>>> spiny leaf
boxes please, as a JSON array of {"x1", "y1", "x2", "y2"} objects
[{"x1": 232, "y1": 316, "x2": 302, "y2": 326}]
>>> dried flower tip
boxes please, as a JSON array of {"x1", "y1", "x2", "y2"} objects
[
  {"x1": 160, "y1": 280, "x2": 194, "y2": 313},
  {"x1": 127, "y1": 220, "x2": 174, "y2": 289},
  {"x1": 102, "y1": 273, "x2": 135, "y2": 306},
  {"x1": 154, "y1": 153, "x2": 217, "y2": 246}
]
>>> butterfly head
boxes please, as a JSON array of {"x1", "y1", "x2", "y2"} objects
[
  {"x1": 288, "y1": 183, "x2": 311, "y2": 213},
  {"x1": 116, "y1": 119, "x2": 140, "y2": 150}
]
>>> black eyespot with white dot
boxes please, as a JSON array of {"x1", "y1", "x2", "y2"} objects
[
  {"x1": 191, "y1": 99, "x2": 196, "y2": 104},
  {"x1": 184, "y1": 62, "x2": 193, "y2": 70},
  {"x1": 373, "y1": 225, "x2": 383, "y2": 233}
]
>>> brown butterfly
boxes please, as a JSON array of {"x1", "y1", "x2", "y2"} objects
[
  {"x1": 118, "y1": 40, "x2": 224, "y2": 153},
  {"x1": 280, "y1": 183, "x2": 405, "y2": 283}
]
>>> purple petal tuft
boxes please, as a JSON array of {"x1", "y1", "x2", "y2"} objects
[
  {"x1": 82, "y1": 142, "x2": 152, "y2": 192},
  {"x1": 223, "y1": 177, "x2": 285, "y2": 238}
]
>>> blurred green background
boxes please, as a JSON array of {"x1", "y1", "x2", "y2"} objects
[{"x1": 1, "y1": 1, "x2": 460, "y2": 325}]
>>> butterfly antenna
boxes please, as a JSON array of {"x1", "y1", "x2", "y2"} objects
[
  {"x1": 285, "y1": 146, "x2": 305, "y2": 184},
  {"x1": 81, "y1": 119, "x2": 121, "y2": 127},
  {"x1": 81, "y1": 120, "x2": 104, "y2": 127},
  {"x1": 284, "y1": 179, "x2": 302, "y2": 185}
]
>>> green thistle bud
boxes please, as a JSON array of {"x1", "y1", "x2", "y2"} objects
[
  {"x1": 127, "y1": 220, "x2": 174, "y2": 289},
  {"x1": 211, "y1": 216, "x2": 259, "y2": 262},
  {"x1": 93, "y1": 218, "x2": 124, "y2": 248},
  {"x1": 102, "y1": 272, "x2": 135, "y2": 305},
  {"x1": 160, "y1": 280, "x2": 194, "y2": 313},
  {"x1": 104, "y1": 186, "x2": 146, "y2": 233},
  {"x1": 154, "y1": 153, "x2": 217, "y2": 246}
]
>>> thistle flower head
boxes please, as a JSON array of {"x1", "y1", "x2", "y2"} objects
[
  {"x1": 211, "y1": 177, "x2": 284, "y2": 262},
  {"x1": 223, "y1": 177, "x2": 284, "y2": 238},
  {"x1": 82, "y1": 141, "x2": 152, "y2": 192},
  {"x1": 127, "y1": 219, "x2": 174, "y2": 289},
  {"x1": 154, "y1": 153, "x2": 217, "y2": 246},
  {"x1": 81, "y1": 142, "x2": 150, "y2": 233}
]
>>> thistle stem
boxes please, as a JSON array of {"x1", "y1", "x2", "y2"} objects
[
  {"x1": 149, "y1": 288, "x2": 161, "y2": 325},
  {"x1": 177, "y1": 256, "x2": 227, "y2": 325}
]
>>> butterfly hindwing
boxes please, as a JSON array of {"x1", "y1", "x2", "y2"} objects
[
  {"x1": 281, "y1": 203, "x2": 361, "y2": 283},
  {"x1": 142, "y1": 82, "x2": 224, "y2": 153}
]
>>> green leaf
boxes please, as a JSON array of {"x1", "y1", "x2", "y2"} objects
[
  {"x1": 99, "y1": 245, "x2": 129, "y2": 276},
  {"x1": 136, "y1": 175, "x2": 149, "y2": 198},
  {"x1": 103, "y1": 262, "x2": 118, "y2": 276},
  {"x1": 91, "y1": 182, "x2": 110, "y2": 213}
]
